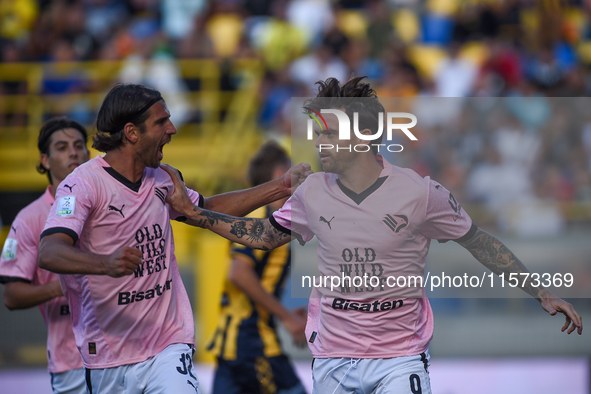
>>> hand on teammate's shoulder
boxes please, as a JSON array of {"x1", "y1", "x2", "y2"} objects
[
  {"x1": 282, "y1": 162, "x2": 313, "y2": 195},
  {"x1": 160, "y1": 164, "x2": 193, "y2": 214}
]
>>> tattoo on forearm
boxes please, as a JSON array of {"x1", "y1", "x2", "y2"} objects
[
  {"x1": 193, "y1": 207, "x2": 234, "y2": 226},
  {"x1": 230, "y1": 222, "x2": 248, "y2": 238},
  {"x1": 193, "y1": 206, "x2": 291, "y2": 250},
  {"x1": 458, "y1": 229, "x2": 542, "y2": 298}
]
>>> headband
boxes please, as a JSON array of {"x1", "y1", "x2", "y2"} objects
[{"x1": 109, "y1": 93, "x2": 162, "y2": 134}]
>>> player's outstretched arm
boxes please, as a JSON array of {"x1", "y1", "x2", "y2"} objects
[
  {"x1": 3, "y1": 280, "x2": 63, "y2": 310},
  {"x1": 161, "y1": 164, "x2": 291, "y2": 250},
  {"x1": 38, "y1": 233, "x2": 142, "y2": 278},
  {"x1": 229, "y1": 255, "x2": 307, "y2": 347},
  {"x1": 201, "y1": 163, "x2": 312, "y2": 217},
  {"x1": 457, "y1": 228, "x2": 582, "y2": 335}
]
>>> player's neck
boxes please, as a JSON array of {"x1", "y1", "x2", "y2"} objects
[
  {"x1": 337, "y1": 155, "x2": 383, "y2": 194},
  {"x1": 103, "y1": 150, "x2": 145, "y2": 183},
  {"x1": 49, "y1": 182, "x2": 58, "y2": 198}
]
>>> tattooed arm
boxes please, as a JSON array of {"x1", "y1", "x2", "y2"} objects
[
  {"x1": 183, "y1": 208, "x2": 292, "y2": 251},
  {"x1": 161, "y1": 164, "x2": 292, "y2": 250},
  {"x1": 457, "y1": 228, "x2": 582, "y2": 335}
]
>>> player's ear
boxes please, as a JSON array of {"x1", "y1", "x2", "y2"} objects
[
  {"x1": 40, "y1": 153, "x2": 50, "y2": 171},
  {"x1": 124, "y1": 123, "x2": 139, "y2": 143},
  {"x1": 359, "y1": 128, "x2": 373, "y2": 137},
  {"x1": 354, "y1": 128, "x2": 373, "y2": 149}
]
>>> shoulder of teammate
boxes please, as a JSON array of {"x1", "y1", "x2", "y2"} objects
[
  {"x1": 41, "y1": 173, "x2": 96, "y2": 244},
  {"x1": 0, "y1": 210, "x2": 39, "y2": 282},
  {"x1": 271, "y1": 175, "x2": 316, "y2": 245},
  {"x1": 154, "y1": 166, "x2": 202, "y2": 205}
]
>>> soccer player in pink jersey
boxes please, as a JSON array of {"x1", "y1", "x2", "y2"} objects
[
  {"x1": 162, "y1": 76, "x2": 583, "y2": 394},
  {"x1": 37, "y1": 83, "x2": 312, "y2": 394},
  {"x1": 0, "y1": 117, "x2": 89, "y2": 393}
]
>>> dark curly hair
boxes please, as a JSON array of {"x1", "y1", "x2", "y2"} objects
[{"x1": 304, "y1": 76, "x2": 385, "y2": 154}]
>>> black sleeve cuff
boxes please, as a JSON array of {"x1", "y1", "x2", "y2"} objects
[
  {"x1": 269, "y1": 215, "x2": 306, "y2": 246},
  {"x1": 40, "y1": 227, "x2": 79, "y2": 244},
  {"x1": 174, "y1": 194, "x2": 204, "y2": 223},
  {"x1": 438, "y1": 223, "x2": 478, "y2": 244},
  {"x1": 0, "y1": 276, "x2": 31, "y2": 284}
]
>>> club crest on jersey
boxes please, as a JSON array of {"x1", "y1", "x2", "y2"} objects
[
  {"x1": 1, "y1": 238, "x2": 17, "y2": 260},
  {"x1": 382, "y1": 214, "x2": 408, "y2": 233},
  {"x1": 56, "y1": 196, "x2": 75, "y2": 217}
]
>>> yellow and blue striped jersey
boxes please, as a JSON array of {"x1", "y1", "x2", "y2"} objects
[{"x1": 207, "y1": 206, "x2": 291, "y2": 360}]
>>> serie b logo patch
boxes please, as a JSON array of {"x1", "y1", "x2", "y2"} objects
[
  {"x1": 57, "y1": 196, "x2": 76, "y2": 217},
  {"x1": 1, "y1": 238, "x2": 17, "y2": 260},
  {"x1": 89, "y1": 342, "x2": 96, "y2": 355}
]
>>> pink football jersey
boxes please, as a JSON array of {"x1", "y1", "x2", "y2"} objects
[
  {"x1": 42, "y1": 156, "x2": 202, "y2": 369},
  {"x1": 0, "y1": 187, "x2": 83, "y2": 373},
  {"x1": 272, "y1": 157, "x2": 474, "y2": 358}
]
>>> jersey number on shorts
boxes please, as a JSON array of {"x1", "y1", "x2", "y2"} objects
[
  {"x1": 176, "y1": 352, "x2": 196, "y2": 380},
  {"x1": 409, "y1": 373, "x2": 422, "y2": 394}
]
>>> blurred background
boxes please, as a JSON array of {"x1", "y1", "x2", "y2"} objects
[{"x1": 1, "y1": 0, "x2": 591, "y2": 393}]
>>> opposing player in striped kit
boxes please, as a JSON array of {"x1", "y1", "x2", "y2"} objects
[
  {"x1": 208, "y1": 142, "x2": 307, "y2": 394},
  {"x1": 161, "y1": 76, "x2": 582, "y2": 394}
]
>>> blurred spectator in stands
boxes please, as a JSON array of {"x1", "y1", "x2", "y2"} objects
[
  {"x1": 524, "y1": 48, "x2": 565, "y2": 94},
  {"x1": 290, "y1": 41, "x2": 347, "y2": 92},
  {"x1": 0, "y1": 40, "x2": 27, "y2": 127},
  {"x1": 84, "y1": 0, "x2": 129, "y2": 46},
  {"x1": 42, "y1": 39, "x2": 85, "y2": 95},
  {"x1": 286, "y1": 0, "x2": 334, "y2": 48},
  {"x1": 366, "y1": 0, "x2": 394, "y2": 59},
  {"x1": 248, "y1": 1, "x2": 306, "y2": 71},
  {"x1": 203, "y1": 0, "x2": 244, "y2": 59},
  {"x1": 42, "y1": 38, "x2": 92, "y2": 124},
  {"x1": 119, "y1": 27, "x2": 191, "y2": 127},
  {"x1": 476, "y1": 39, "x2": 522, "y2": 96},
  {"x1": 259, "y1": 68, "x2": 299, "y2": 129},
  {"x1": 433, "y1": 41, "x2": 478, "y2": 97},
  {"x1": 0, "y1": 0, "x2": 38, "y2": 41},
  {"x1": 342, "y1": 38, "x2": 384, "y2": 81},
  {"x1": 376, "y1": 63, "x2": 419, "y2": 98},
  {"x1": 161, "y1": 0, "x2": 206, "y2": 40}
]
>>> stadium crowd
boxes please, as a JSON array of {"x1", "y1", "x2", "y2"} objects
[{"x1": 2, "y1": 0, "x2": 591, "y2": 234}]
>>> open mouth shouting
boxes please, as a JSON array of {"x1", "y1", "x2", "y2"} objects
[{"x1": 158, "y1": 140, "x2": 170, "y2": 160}]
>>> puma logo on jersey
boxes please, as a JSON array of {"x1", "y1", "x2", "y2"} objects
[
  {"x1": 383, "y1": 214, "x2": 408, "y2": 233},
  {"x1": 319, "y1": 216, "x2": 335, "y2": 229},
  {"x1": 63, "y1": 184, "x2": 76, "y2": 192},
  {"x1": 108, "y1": 204, "x2": 125, "y2": 218},
  {"x1": 11, "y1": 225, "x2": 17, "y2": 232}
]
